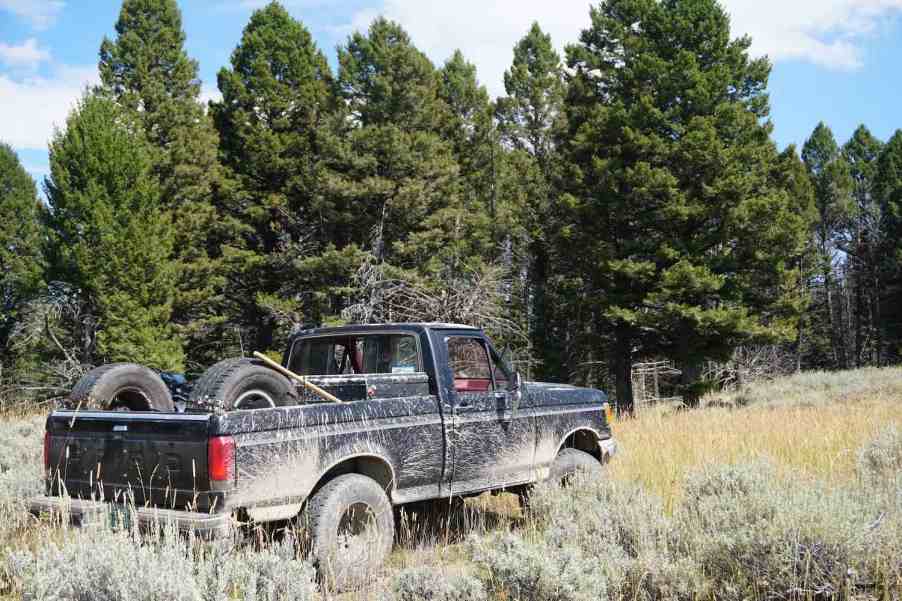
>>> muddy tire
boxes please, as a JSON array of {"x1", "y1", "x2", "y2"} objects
[
  {"x1": 188, "y1": 358, "x2": 297, "y2": 410},
  {"x1": 549, "y1": 448, "x2": 604, "y2": 486},
  {"x1": 305, "y1": 474, "x2": 394, "y2": 591},
  {"x1": 69, "y1": 363, "x2": 173, "y2": 412}
]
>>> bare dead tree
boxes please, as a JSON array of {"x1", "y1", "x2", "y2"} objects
[
  {"x1": 2, "y1": 282, "x2": 93, "y2": 404},
  {"x1": 703, "y1": 344, "x2": 796, "y2": 391},
  {"x1": 343, "y1": 259, "x2": 529, "y2": 353}
]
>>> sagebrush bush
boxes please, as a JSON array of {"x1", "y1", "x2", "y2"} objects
[
  {"x1": 470, "y1": 531, "x2": 607, "y2": 601},
  {"x1": 473, "y1": 476, "x2": 703, "y2": 601},
  {"x1": 677, "y1": 460, "x2": 895, "y2": 600},
  {"x1": 380, "y1": 566, "x2": 486, "y2": 601},
  {"x1": 539, "y1": 476, "x2": 702, "y2": 601},
  {"x1": 8, "y1": 527, "x2": 318, "y2": 601},
  {"x1": 857, "y1": 425, "x2": 902, "y2": 485},
  {"x1": 0, "y1": 413, "x2": 45, "y2": 585},
  {"x1": 0, "y1": 414, "x2": 44, "y2": 501}
]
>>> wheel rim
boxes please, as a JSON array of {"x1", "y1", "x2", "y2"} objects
[
  {"x1": 234, "y1": 389, "x2": 276, "y2": 409},
  {"x1": 336, "y1": 502, "x2": 379, "y2": 562},
  {"x1": 109, "y1": 387, "x2": 152, "y2": 411}
]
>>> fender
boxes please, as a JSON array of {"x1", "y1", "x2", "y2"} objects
[{"x1": 554, "y1": 426, "x2": 604, "y2": 457}]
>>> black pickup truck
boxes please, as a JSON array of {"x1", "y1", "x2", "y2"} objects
[{"x1": 31, "y1": 323, "x2": 615, "y2": 587}]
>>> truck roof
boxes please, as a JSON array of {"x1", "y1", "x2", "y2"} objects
[{"x1": 290, "y1": 322, "x2": 480, "y2": 338}]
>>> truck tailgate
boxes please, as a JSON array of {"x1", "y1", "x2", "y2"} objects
[{"x1": 45, "y1": 411, "x2": 220, "y2": 511}]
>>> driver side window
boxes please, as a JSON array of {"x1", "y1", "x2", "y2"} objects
[{"x1": 447, "y1": 337, "x2": 493, "y2": 393}]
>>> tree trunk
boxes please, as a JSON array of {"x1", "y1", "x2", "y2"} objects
[
  {"x1": 823, "y1": 253, "x2": 847, "y2": 369},
  {"x1": 679, "y1": 357, "x2": 703, "y2": 408},
  {"x1": 255, "y1": 317, "x2": 274, "y2": 354},
  {"x1": 855, "y1": 262, "x2": 864, "y2": 367},
  {"x1": 874, "y1": 271, "x2": 883, "y2": 367},
  {"x1": 530, "y1": 240, "x2": 548, "y2": 378},
  {"x1": 612, "y1": 328, "x2": 634, "y2": 416}
]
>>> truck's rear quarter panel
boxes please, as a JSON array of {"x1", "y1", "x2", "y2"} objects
[{"x1": 215, "y1": 391, "x2": 445, "y2": 519}]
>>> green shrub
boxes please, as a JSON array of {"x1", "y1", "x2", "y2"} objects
[
  {"x1": 8, "y1": 528, "x2": 318, "y2": 601},
  {"x1": 380, "y1": 566, "x2": 486, "y2": 601},
  {"x1": 470, "y1": 531, "x2": 607, "y2": 601},
  {"x1": 678, "y1": 460, "x2": 883, "y2": 600},
  {"x1": 472, "y1": 477, "x2": 703, "y2": 601},
  {"x1": 857, "y1": 425, "x2": 902, "y2": 485}
]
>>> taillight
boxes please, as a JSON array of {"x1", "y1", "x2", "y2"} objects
[
  {"x1": 43, "y1": 431, "x2": 50, "y2": 472},
  {"x1": 603, "y1": 402, "x2": 614, "y2": 425},
  {"x1": 208, "y1": 436, "x2": 235, "y2": 483}
]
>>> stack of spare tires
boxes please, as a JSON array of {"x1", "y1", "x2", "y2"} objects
[{"x1": 69, "y1": 358, "x2": 297, "y2": 412}]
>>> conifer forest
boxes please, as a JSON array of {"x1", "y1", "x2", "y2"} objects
[{"x1": 2, "y1": 0, "x2": 902, "y2": 412}]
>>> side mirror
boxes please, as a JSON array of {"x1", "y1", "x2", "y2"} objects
[{"x1": 509, "y1": 372, "x2": 523, "y2": 414}]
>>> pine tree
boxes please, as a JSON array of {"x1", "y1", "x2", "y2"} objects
[
  {"x1": 99, "y1": 0, "x2": 223, "y2": 369},
  {"x1": 874, "y1": 131, "x2": 902, "y2": 362},
  {"x1": 45, "y1": 94, "x2": 182, "y2": 370},
  {"x1": 771, "y1": 145, "x2": 817, "y2": 371},
  {"x1": 496, "y1": 22, "x2": 566, "y2": 379},
  {"x1": 842, "y1": 125, "x2": 883, "y2": 366},
  {"x1": 0, "y1": 143, "x2": 45, "y2": 361},
  {"x1": 559, "y1": 0, "x2": 810, "y2": 409},
  {"x1": 331, "y1": 18, "x2": 462, "y2": 279},
  {"x1": 802, "y1": 123, "x2": 854, "y2": 369},
  {"x1": 438, "y1": 50, "x2": 496, "y2": 223},
  {"x1": 212, "y1": 1, "x2": 346, "y2": 351}
]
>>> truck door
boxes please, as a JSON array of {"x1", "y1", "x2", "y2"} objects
[{"x1": 443, "y1": 334, "x2": 536, "y2": 494}]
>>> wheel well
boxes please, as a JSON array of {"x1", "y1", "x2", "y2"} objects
[
  {"x1": 309, "y1": 455, "x2": 395, "y2": 500},
  {"x1": 560, "y1": 429, "x2": 601, "y2": 461}
]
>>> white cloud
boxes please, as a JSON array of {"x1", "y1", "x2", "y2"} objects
[
  {"x1": 199, "y1": 83, "x2": 222, "y2": 106},
  {"x1": 343, "y1": 0, "x2": 902, "y2": 97},
  {"x1": 0, "y1": 65, "x2": 98, "y2": 150},
  {"x1": 726, "y1": 0, "x2": 902, "y2": 70},
  {"x1": 0, "y1": 38, "x2": 51, "y2": 70},
  {"x1": 0, "y1": 0, "x2": 65, "y2": 30},
  {"x1": 217, "y1": 0, "x2": 334, "y2": 12}
]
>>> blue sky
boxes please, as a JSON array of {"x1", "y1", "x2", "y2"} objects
[{"x1": 2, "y1": 0, "x2": 901, "y2": 187}]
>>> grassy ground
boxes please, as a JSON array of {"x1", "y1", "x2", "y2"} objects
[
  {"x1": 611, "y1": 369, "x2": 902, "y2": 510},
  {"x1": 1, "y1": 365, "x2": 901, "y2": 600}
]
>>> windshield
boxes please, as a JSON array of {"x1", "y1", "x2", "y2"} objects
[{"x1": 288, "y1": 333, "x2": 420, "y2": 376}]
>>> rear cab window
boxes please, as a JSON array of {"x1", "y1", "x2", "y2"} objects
[
  {"x1": 285, "y1": 332, "x2": 428, "y2": 402},
  {"x1": 288, "y1": 333, "x2": 422, "y2": 376}
]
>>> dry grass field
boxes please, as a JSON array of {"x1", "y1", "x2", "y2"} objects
[
  {"x1": 611, "y1": 366, "x2": 902, "y2": 510},
  {"x1": 1, "y1": 366, "x2": 901, "y2": 600}
]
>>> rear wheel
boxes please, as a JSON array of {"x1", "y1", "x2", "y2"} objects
[
  {"x1": 549, "y1": 448, "x2": 604, "y2": 486},
  {"x1": 304, "y1": 474, "x2": 394, "y2": 591},
  {"x1": 69, "y1": 363, "x2": 173, "y2": 412},
  {"x1": 188, "y1": 358, "x2": 297, "y2": 410}
]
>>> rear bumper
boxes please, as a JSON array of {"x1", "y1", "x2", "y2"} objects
[
  {"x1": 599, "y1": 438, "x2": 617, "y2": 463},
  {"x1": 28, "y1": 496, "x2": 232, "y2": 538}
]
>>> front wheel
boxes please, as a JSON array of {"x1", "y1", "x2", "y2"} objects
[
  {"x1": 304, "y1": 474, "x2": 394, "y2": 591},
  {"x1": 549, "y1": 448, "x2": 604, "y2": 486}
]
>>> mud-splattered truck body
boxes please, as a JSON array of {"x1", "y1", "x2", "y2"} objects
[{"x1": 33, "y1": 323, "x2": 615, "y2": 581}]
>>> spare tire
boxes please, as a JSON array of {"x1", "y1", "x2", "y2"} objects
[
  {"x1": 188, "y1": 358, "x2": 297, "y2": 410},
  {"x1": 69, "y1": 363, "x2": 174, "y2": 412}
]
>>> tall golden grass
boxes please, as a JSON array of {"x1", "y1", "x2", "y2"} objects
[{"x1": 609, "y1": 366, "x2": 902, "y2": 511}]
